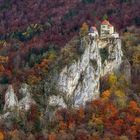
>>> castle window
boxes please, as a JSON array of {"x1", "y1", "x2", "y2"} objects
[{"x1": 102, "y1": 25, "x2": 106, "y2": 28}]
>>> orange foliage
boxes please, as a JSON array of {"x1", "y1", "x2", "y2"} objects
[
  {"x1": 105, "y1": 103, "x2": 117, "y2": 117},
  {"x1": 0, "y1": 64, "x2": 5, "y2": 73},
  {"x1": 78, "y1": 107, "x2": 85, "y2": 119},
  {"x1": 126, "y1": 114, "x2": 135, "y2": 123},
  {"x1": 101, "y1": 90, "x2": 111, "y2": 98},
  {"x1": 10, "y1": 130, "x2": 18, "y2": 139},
  {"x1": 0, "y1": 132, "x2": 4, "y2": 140},
  {"x1": 59, "y1": 121, "x2": 67, "y2": 130},
  {"x1": 68, "y1": 121, "x2": 75, "y2": 129},
  {"x1": 128, "y1": 101, "x2": 140, "y2": 112},
  {"x1": 35, "y1": 59, "x2": 49, "y2": 74},
  {"x1": 48, "y1": 132, "x2": 56, "y2": 140},
  {"x1": 134, "y1": 117, "x2": 140, "y2": 124},
  {"x1": 115, "y1": 119, "x2": 124, "y2": 127},
  {"x1": 37, "y1": 59, "x2": 49, "y2": 69}
]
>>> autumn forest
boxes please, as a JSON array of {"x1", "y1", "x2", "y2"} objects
[{"x1": 0, "y1": 0, "x2": 140, "y2": 140}]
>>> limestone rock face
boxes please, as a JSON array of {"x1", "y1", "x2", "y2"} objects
[
  {"x1": 4, "y1": 85, "x2": 18, "y2": 110},
  {"x1": 3, "y1": 84, "x2": 35, "y2": 112},
  {"x1": 120, "y1": 59, "x2": 131, "y2": 83},
  {"x1": 57, "y1": 36, "x2": 123, "y2": 107},
  {"x1": 43, "y1": 36, "x2": 123, "y2": 108},
  {"x1": 100, "y1": 38, "x2": 123, "y2": 76},
  {"x1": 58, "y1": 37, "x2": 101, "y2": 107},
  {"x1": 48, "y1": 95, "x2": 67, "y2": 108}
]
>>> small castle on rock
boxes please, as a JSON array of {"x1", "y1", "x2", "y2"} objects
[{"x1": 89, "y1": 20, "x2": 119, "y2": 38}]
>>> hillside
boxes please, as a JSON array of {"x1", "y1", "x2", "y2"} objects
[
  {"x1": 0, "y1": 0, "x2": 140, "y2": 84},
  {"x1": 0, "y1": 0, "x2": 140, "y2": 140}
]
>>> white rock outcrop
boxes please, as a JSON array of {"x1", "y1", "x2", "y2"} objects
[
  {"x1": 4, "y1": 85, "x2": 18, "y2": 110},
  {"x1": 3, "y1": 84, "x2": 35, "y2": 112},
  {"x1": 58, "y1": 37, "x2": 101, "y2": 107},
  {"x1": 57, "y1": 36, "x2": 123, "y2": 107},
  {"x1": 49, "y1": 95, "x2": 67, "y2": 108}
]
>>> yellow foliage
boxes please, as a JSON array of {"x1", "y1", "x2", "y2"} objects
[
  {"x1": 0, "y1": 132, "x2": 4, "y2": 140},
  {"x1": 116, "y1": 98, "x2": 127, "y2": 109},
  {"x1": 48, "y1": 52, "x2": 57, "y2": 62},
  {"x1": 108, "y1": 73, "x2": 117, "y2": 86},
  {"x1": 115, "y1": 90, "x2": 125, "y2": 97},
  {"x1": 80, "y1": 22, "x2": 89, "y2": 37},
  {"x1": 0, "y1": 56, "x2": 8, "y2": 63},
  {"x1": 94, "y1": 118, "x2": 103, "y2": 125},
  {"x1": 91, "y1": 114, "x2": 103, "y2": 125},
  {"x1": 101, "y1": 90, "x2": 111, "y2": 98},
  {"x1": 0, "y1": 40, "x2": 6, "y2": 45},
  {"x1": 132, "y1": 51, "x2": 140, "y2": 63},
  {"x1": 119, "y1": 135, "x2": 129, "y2": 140},
  {"x1": 22, "y1": 32, "x2": 29, "y2": 36}
]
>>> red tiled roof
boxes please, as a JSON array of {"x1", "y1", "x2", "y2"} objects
[
  {"x1": 101, "y1": 20, "x2": 113, "y2": 27},
  {"x1": 91, "y1": 26, "x2": 97, "y2": 31}
]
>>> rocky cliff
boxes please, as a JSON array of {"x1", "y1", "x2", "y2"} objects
[
  {"x1": 3, "y1": 35, "x2": 123, "y2": 112},
  {"x1": 3, "y1": 84, "x2": 35, "y2": 111},
  {"x1": 49, "y1": 36, "x2": 123, "y2": 108}
]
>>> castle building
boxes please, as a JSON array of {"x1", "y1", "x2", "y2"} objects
[
  {"x1": 88, "y1": 26, "x2": 99, "y2": 37},
  {"x1": 100, "y1": 20, "x2": 114, "y2": 36}
]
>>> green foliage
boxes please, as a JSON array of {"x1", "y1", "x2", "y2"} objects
[
  {"x1": 103, "y1": 14, "x2": 108, "y2": 20},
  {"x1": 122, "y1": 29, "x2": 140, "y2": 63},
  {"x1": 11, "y1": 44, "x2": 20, "y2": 51},
  {"x1": 0, "y1": 75, "x2": 9, "y2": 84},
  {"x1": 120, "y1": 0, "x2": 132, "y2": 3},
  {"x1": 34, "y1": 118, "x2": 42, "y2": 132},
  {"x1": 82, "y1": 0, "x2": 96, "y2": 4},
  {"x1": 7, "y1": 24, "x2": 43, "y2": 42},
  {"x1": 0, "y1": 0, "x2": 12, "y2": 11},
  {"x1": 27, "y1": 47, "x2": 53, "y2": 68},
  {"x1": 100, "y1": 47, "x2": 109, "y2": 64},
  {"x1": 63, "y1": 9, "x2": 79, "y2": 20},
  {"x1": 59, "y1": 36, "x2": 81, "y2": 67}
]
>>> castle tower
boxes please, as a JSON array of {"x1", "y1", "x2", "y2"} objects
[{"x1": 100, "y1": 20, "x2": 114, "y2": 37}]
